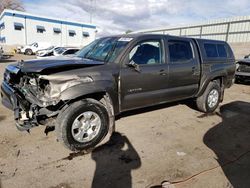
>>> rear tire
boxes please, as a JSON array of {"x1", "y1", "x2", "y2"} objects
[
  {"x1": 196, "y1": 80, "x2": 221, "y2": 113},
  {"x1": 25, "y1": 49, "x2": 33, "y2": 55},
  {"x1": 56, "y1": 99, "x2": 109, "y2": 151}
]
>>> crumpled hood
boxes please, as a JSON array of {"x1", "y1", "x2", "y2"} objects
[{"x1": 18, "y1": 56, "x2": 105, "y2": 73}]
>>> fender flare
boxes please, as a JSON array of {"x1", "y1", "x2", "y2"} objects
[
  {"x1": 60, "y1": 80, "x2": 119, "y2": 114},
  {"x1": 196, "y1": 70, "x2": 227, "y2": 97}
]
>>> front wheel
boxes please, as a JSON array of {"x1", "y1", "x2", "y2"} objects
[
  {"x1": 56, "y1": 99, "x2": 109, "y2": 151},
  {"x1": 196, "y1": 80, "x2": 221, "y2": 113}
]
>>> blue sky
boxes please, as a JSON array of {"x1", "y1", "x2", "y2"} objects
[{"x1": 21, "y1": 0, "x2": 250, "y2": 36}]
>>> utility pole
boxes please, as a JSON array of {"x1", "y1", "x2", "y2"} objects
[
  {"x1": 89, "y1": 0, "x2": 96, "y2": 24},
  {"x1": 90, "y1": 0, "x2": 93, "y2": 23}
]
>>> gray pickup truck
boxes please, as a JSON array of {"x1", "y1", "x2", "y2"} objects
[{"x1": 1, "y1": 34, "x2": 235, "y2": 151}]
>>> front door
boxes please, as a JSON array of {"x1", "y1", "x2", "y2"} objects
[{"x1": 120, "y1": 38, "x2": 169, "y2": 111}]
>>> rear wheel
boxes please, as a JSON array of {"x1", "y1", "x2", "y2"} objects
[
  {"x1": 196, "y1": 80, "x2": 221, "y2": 113},
  {"x1": 56, "y1": 99, "x2": 109, "y2": 151},
  {"x1": 25, "y1": 49, "x2": 33, "y2": 55}
]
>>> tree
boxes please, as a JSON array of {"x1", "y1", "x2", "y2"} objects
[
  {"x1": 0, "y1": 0, "x2": 24, "y2": 14},
  {"x1": 125, "y1": 30, "x2": 133, "y2": 34}
]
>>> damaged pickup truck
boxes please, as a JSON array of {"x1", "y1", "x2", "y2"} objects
[{"x1": 1, "y1": 34, "x2": 236, "y2": 151}]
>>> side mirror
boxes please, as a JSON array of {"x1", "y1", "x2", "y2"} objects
[{"x1": 126, "y1": 60, "x2": 141, "y2": 72}]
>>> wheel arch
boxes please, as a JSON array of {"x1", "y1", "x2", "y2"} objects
[
  {"x1": 197, "y1": 72, "x2": 226, "y2": 98},
  {"x1": 60, "y1": 81, "x2": 119, "y2": 115}
]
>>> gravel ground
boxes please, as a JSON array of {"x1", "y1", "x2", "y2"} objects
[{"x1": 0, "y1": 54, "x2": 250, "y2": 188}]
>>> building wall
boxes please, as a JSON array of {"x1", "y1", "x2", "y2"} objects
[
  {"x1": 137, "y1": 16, "x2": 250, "y2": 44},
  {"x1": 0, "y1": 9, "x2": 96, "y2": 47},
  {"x1": 229, "y1": 42, "x2": 250, "y2": 59}
]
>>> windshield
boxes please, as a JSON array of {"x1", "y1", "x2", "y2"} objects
[{"x1": 76, "y1": 37, "x2": 131, "y2": 62}]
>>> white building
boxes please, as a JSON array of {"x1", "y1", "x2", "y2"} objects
[{"x1": 0, "y1": 9, "x2": 97, "y2": 47}]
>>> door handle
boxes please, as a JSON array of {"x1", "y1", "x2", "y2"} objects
[{"x1": 159, "y1": 69, "x2": 167, "y2": 76}]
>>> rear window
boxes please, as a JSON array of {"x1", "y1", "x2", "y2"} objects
[
  {"x1": 217, "y1": 44, "x2": 227, "y2": 58},
  {"x1": 204, "y1": 43, "x2": 228, "y2": 58},
  {"x1": 168, "y1": 40, "x2": 193, "y2": 63}
]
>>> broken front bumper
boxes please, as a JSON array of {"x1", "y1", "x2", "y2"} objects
[
  {"x1": 1, "y1": 81, "x2": 34, "y2": 131},
  {"x1": 1, "y1": 81, "x2": 19, "y2": 118}
]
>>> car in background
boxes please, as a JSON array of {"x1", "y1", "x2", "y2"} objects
[
  {"x1": 0, "y1": 46, "x2": 3, "y2": 59},
  {"x1": 19, "y1": 42, "x2": 51, "y2": 55},
  {"x1": 37, "y1": 47, "x2": 80, "y2": 59},
  {"x1": 235, "y1": 59, "x2": 250, "y2": 83},
  {"x1": 54, "y1": 47, "x2": 80, "y2": 56},
  {"x1": 36, "y1": 46, "x2": 61, "y2": 57},
  {"x1": 244, "y1": 54, "x2": 250, "y2": 59}
]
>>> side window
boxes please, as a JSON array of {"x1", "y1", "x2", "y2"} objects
[
  {"x1": 37, "y1": 26, "x2": 45, "y2": 33},
  {"x1": 217, "y1": 44, "x2": 227, "y2": 58},
  {"x1": 129, "y1": 41, "x2": 162, "y2": 65},
  {"x1": 69, "y1": 30, "x2": 76, "y2": 37},
  {"x1": 14, "y1": 23, "x2": 24, "y2": 31},
  {"x1": 63, "y1": 49, "x2": 78, "y2": 55},
  {"x1": 32, "y1": 43, "x2": 38, "y2": 48},
  {"x1": 204, "y1": 43, "x2": 218, "y2": 57},
  {"x1": 204, "y1": 43, "x2": 228, "y2": 58},
  {"x1": 168, "y1": 40, "x2": 193, "y2": 63}
]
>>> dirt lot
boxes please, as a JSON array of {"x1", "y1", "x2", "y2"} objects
[{"x1": 0, "y1": 54, "x2": 250, "y2": 188}]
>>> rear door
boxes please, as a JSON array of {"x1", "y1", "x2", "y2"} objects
[
  {"x1": 120, "y1": 36, "x2": 169, "y2": 111},
  {"x1": 166, "y1": 37, "x2": 201, "y2": 100}
]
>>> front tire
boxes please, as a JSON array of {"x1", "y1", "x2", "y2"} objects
[
  {"x1": 196, "y1": 80, "x2": 221, "y2": 113},
  {"x1": 56, "y1": 99, "x2": 109, "y2": 151}
]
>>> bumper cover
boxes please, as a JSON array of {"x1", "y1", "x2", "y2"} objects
[
  {"x1": 1, "y1": 81, "x2": 20, "y2": 119},
  {"x1": 1, "y1": 81, "x2": 33, "y2": 131}
]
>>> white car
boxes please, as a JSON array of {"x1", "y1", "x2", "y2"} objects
[
  {"x1": 54, "y1": 47, "x2": 80, "y2": 56},
  {"x1": 36, "y1": 47, "x2": 80, "y2": 59},
  {"x1": 36, "y1": 46, "x2": 62, "y2": 57},
  {"x1": 20, "y1": 42, "x2": 51, "y2": 55}
]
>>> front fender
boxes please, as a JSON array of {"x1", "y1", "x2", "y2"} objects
[{"x1": 60, "y1": 80, "x2": 119, "y2": 114}]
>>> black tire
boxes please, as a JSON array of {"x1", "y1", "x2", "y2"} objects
[
  {"x1": 25, "y1": 49, "x2": 33, "y2": 55},
  {"x1": 56, "y1": 99, "x2": 109, "y2": 151},
  {"x1": 196, "y1": 80, "x2": 221, "y2": 113}
]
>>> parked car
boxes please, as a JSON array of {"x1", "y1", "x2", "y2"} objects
[
  {"x1": 0, "y1": 46, "x2": 3, "y2": 59},
  {"x1": 37, "y1": 47, "x2": 79, "y2": 58},
  {"x1": 244, "y1": 54, "x2": 250, "y2": 59},
  {"x1": 53, "y1": 47, "x2": 79, "y2": 56},
  {"x1": 19, "y1": 42, "x2": 51, "y2": 55},
  {"x1": 1, "y1": 34, "x2": 235, "y2": 151},
  {"x1": 36, "y1": 46, "x2": 57, "y2": 57},
  {"x1": 235, "y1": 59, "x2": 250, "y2": 82}
]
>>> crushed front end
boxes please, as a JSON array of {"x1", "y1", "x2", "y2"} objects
[{"x1": 1, "y1": 64, "x2": 64, "y2": 131}]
